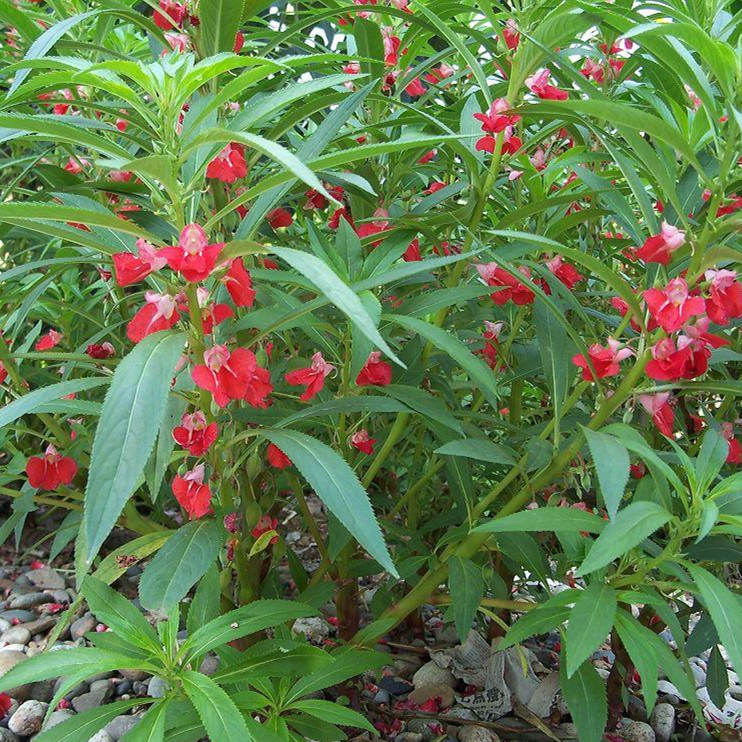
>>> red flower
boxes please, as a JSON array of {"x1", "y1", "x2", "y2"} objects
[
  {"x1": 476, "y1": 263, "x2": 535, "y2": 305},
  {"x1": 474, "y1": 98, "x2": 520, "y2": 134},
  {"x1": 0, "y1": 361, "x2": 7, "y2": 385},
  {"x1": 356, "y1": 208, "x2": 390, "y2": 246},
  {"x1": 154, "y1": 0, "x2": 188, "y2": 29},
  {"x1": 611, "y1": 296, "x2": 655, "y2": 333},
  {"x1": 86, "y1": 342, "x2": 115, "y2": 359},
  {"x1": 192, "y1": 345, "x2": 272, "y2": 408},
  {"x1": 403, "y1": 238, "x2": 422, "y2": 262},
  {"x1": 544, "y1": 255, "x2": 584, "y2": 291},
  {"x1": 723, "y1": 423, "x2": 741, "y2": 465},
  {"x1": 572, "y1": 338, "x2": 632, "y2": 381},
  {"x1": 502, "y1": 19, "x2": 519, "y2": 50},
  {"x1": 405, "y1": 76, "x2": 426, "y2": 97},
  {"x1": 645, "y1": 336, "x2": 710, "y2": 381},
  {"x1": 127, "y1": 292, "x2": 180, "y2": 343},
  {"x1": 35, "y1": 329, "x2": 63, "y2": 352},
  {"x1": 639, "y1": 393, "x2": 674, "y2": 437},
  {"x1": 356, "y1": 351, "x2": 392, "y2": 386},
  {"x1": 351, "y1": 430, "x2": 376, "y2": 454},
  {"x1": 194, "y1": 288, "x2": 233, "y2": 334},
  {"x1": 222, "y1": 258, "x2": 256, "y2": 307},
  {"x1": 0, "y1": 693, "x2": 11, "y2": 718},
  {"x1": 267, "y1": 208, "x2": 293, "y2": 229},
  {"x1": 234, "y1": 31, "x2": 245, "y2": 53},
  {"x1": 526, "y1": 69, "x2": 569, "y2": 100},
  {"x1": 64, "y1": 156, "x2": 89, "y2": 175},
  {"x1": 112, "y1": 239, "x2": 167, "y2": 286},
  {"x1": 172, "y1": 464, "x2": 212, "y2": 520},
  {"x1": 479, "y1": 320, "x2": 505, "y2": 370},
  {"x1": 705, "y1": 269, "x2": 742, "y2": 325},
  {"x1": 643, "y1": 277, "x2": 706, "y2": 332},
  {"x1": 206, "y1": 143, "x2": 247, "y2": 184},
  {"x1": 418, "y1": 149, "x2": 436, "y2": 164},
  {"x1": 173, "y1": 411, "x2": 218, "y2": 456},
  {"x1": 634, "y1": 222, "x2": 686, "y2": 264},
  {"x1": 285, "y1": 351, "x2": 335, "y2": 401},
  {"x1": 251, "y1": 515, "x2": 279, "y2": 544},
  {"x1": 158, "y1": 224, "x2": 224, "y2": 282},
  {"x1": 267, "y1": 443, "x2": 292, "y2": 469},
  {"x1": 26, "y1": 445, "x2": 77, "y2": 491}
]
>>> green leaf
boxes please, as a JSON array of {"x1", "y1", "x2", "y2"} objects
[
  {"x1": 261, "y1": 429, "x2": 397, "y2": 577},
  {"x1": 122, "y1": 700, "x2": 169, "y2": 742},
  {"x1": 286, "y1": 650, "x2": 387, "y2": 703},
  {"x1": 200, "y1": 1, "x2": 243, "y2": 55},
  {"x1": 385, "y1": 314, "x2": 499, "y2": 408},
  {"x1": 187, "y1": 565, "x2": 220, "y2": 638},
  {"x1": 353, "y1": 17, "x2": 385, "y2": 83},
  {"x1": 83, "y1": 577, "x2": 161, "y2": 655},
  {"x1": 560, "y1": 659, "x2": 607, "y2": 742},
  {"x1": 0, "y1": 377, "x2": 109, "y2": 430},
  {"x1": 436, "y1": 439, "x2": 515, "y2": 466},
  {"x1": 687, "y1": 565, "x2": 742, "y2": 678},
  {"x1": 449, "y1": 556, "x2": 485, "y2": 641},
  {"x1": 273, "y1": 247, "x2": 403, "y2": 367},
  {"x1": 500, "y1": 590, "x2": 579, "y2": 650},
  {"x1": 181, "y1": 671, "x2": 252, "y2": 742},
  {"x1": 473, "y1": 508, "x2": 606, "y2": 534},
  {"x1": 583, "y1": 428, "x2": 630, "y2": 520},
  {"x1": 707, "y1": 645, "x2": 729, "y2": 709},
  {"x1": 576, "y1": 502, "x2": 671, "y2": 576},
  {"x1": 565, "y1": 584, "x2": 616, "y2": 678},
  {"x1": 33, "y1": 699, "x2": 148, "y2": 742},
  {"x1": 180, "y1": 600, "x2": 315, "y2": 663},
  {"x1": 213, "y1": 641, "x2": 331, "y2": 683},
  {"x1": 84, "y1": 331, "x2": 185, "y2": 567},
  {"x1": 289, "y1": 700, "x2": 375, "y2": 733},
  {"x1": 139, "y1": 520, "x2": 222, "y2": 613},
  {"x1": 696, "y1": 428, "x2": 728, "y2": 493}
]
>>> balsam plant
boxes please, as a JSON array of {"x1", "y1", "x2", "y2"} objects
[{"x1": 1, "y1": 0, "x2": 742, "y2": 739}]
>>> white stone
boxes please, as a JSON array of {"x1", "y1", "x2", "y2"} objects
[
  {"x1": 412, "y1": 661, "x2": 455, "y2": 689},
  {"x1": 649, "y1": 702, "x2": 675, "y2": 742}
]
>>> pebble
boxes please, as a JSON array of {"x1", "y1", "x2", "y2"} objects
[
  {"x1": 72, "y1": 685, "x2": 112, "y2": 713},
  {"x1": 412, "y1": 661, "x2": 455, "y2": 689},
  {"x1": 0, "y1": 613, "x2": 34, "y2": 625},
  {"x1": 8, "y1": 700, "x2": 47, "y2": 736},
  {"x1": 291, "y1": 617, "x2": 331, "y2": 643},
  {"x1": 147, "y1": 677, "x2": 168, "y2": 698},
  {"x1": 0, "y1": 730, "x2": 18, "y2": 742},
  {"x1": 405, "y1": 719, "x2": 439, "y2": 741},
  {"x1": 7, "y1": 594, "x2": 52, "y2": 611},
  {"x1": 113, "y1": 681, "x2": 132, "y2": 698},
  {"x1": 621, "y1": 718, "x2": 656, "y2": 742},
  {"x1": 70, "y1": 614, "x2": 96, "y2": 640},
  {"x1": 458, "y1": 727, "x2": 501, "y2": 742},
  {"x1": 88, "y1": 732, "x2": 115, "y2": 742},
  {"x1": 42, "y1": 709, "x2": 75, "y2": 730},
  {"x1": 104, "y1": 715, "x2": 140, "y2": 740},
  {"x1": 379, "y1": 676, "x2": 413, "y2": 696},
  {"x1": 29, "y1": 680, "x2": 55, "y2": 704},
  {"x1": 25, "y1": 568, "x2": 65, "y2": 591},
  {"x1": 0, "y1": 652, "x2": 31, "y2": 700},
  {"x1": 649, "y1": 702, "x2": 675, "y2": 742},
  {"x1": 372, "y1": 689, "x2": 391, "y2": 704},
  {"x1": 0, "y1": 620, "x2": 9, "y2": 634},
  {"x1": 0, "y1": 629, "x2": 30, "y2": 647},
  {"x1": 17, "y1": 617, "x2": 56, "y2": 636},
  {"x1": 118, "y1": 670, "x2": 147, "y2": 683},
  {"x1": 394, "y1": 733, "x2": 423, "y2": 742},
  {"x1": 408, "y1": 683, "x2": 455, "y2": 709}
]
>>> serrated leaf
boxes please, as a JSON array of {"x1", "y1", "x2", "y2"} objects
[
  {"x1": 289, "y1": 700, "x2": 375, "y2": 732},
  {"x1": 199, "y1": 0, "x2": 244, "y2": 56},
  {"x1": 449, "y1": 556, "x2": 485, "y2": 641},
  {"x1": 560, "y1": 659, "x2": 606, "y2": 742},
  {"x1": 182, "y1": 671, "x2": 252, "y2": 741},
  {"x1": 139, "y1": 520, "x2": 221, "y2": 613},
  {"x1": 122, "y1": 700, "x2": 169, "y2": 742},
  {"x1": 707, "y1": 645, "x2": 729, "y2": 709},
  {"x1": 583, "y1": 428, "x2": 630, "y2": 520},
  {"x1": 84, "y1": 332, "x2": 185, "y2": 566},
  {"x1": 565, "y1": 583, "x2": 616, "y2": 678},
  {"x1": 436, "y1": 439, "x2": 515, "y2": 466},
  {"x1": 500, "y1": 591, "x2": 579, "y2": 650},
  {"x1": 473, "y1": 507, "x2": 606, "y2": 534},
  {"x1": 33, "y1": 699, "x2": 148, "y2": 742},
  {"x1": 261, "y1": 429, "x2": 397, "y2": 577}
]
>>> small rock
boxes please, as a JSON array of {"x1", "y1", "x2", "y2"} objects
[
  {"x1": 29, "y1": 679, "x2": 56, "y2": 704},
  {"x1": 412, "y1": 661, "x2": 455, "y2": 689},
  {"x1": 198, "y1": 655, "x2": 219, "y2": 676},
  {"x1": 0, "y1": 730, "x2": 18, "y2": 742},
  {"x1": 405, "y1": 719, "x2": 438, "y2": 742},
  {"x1": 0, "y1": 629, "x2": 31, "y2": 646},
  {"x1": 379, "y1": 677, "x2": 413, "y2": 696},
  {"x1": 70, "y1": 614, "x2": 96, "y2": 640},
  {"x1": 147, "y1": 677, "x2": 168, "y2": 699},
  {"x1": 0, "y1": 619, "x2": 9, "y2": 634},
  {"x1": 556, "y1": 722, "x2": 579, "y2": 739},
  {"x1": 394, "y1": 733, "x2": 423, "y2": 742},
  {"x1": 72, "y1": 685, "x2": 112, "y2": 713},
  {"x1": 0, "y1": 612, "x2": 35, "y2": 625},
  {"x1": 118, "y1": 670, "x2": 147, "y2": 683},
  {"x1": 87, "y1": 732, "x2": 114, "y2": 742},
  {"x1": 0, "y1": 652, "x2": 31, "y2": 700},
  {"x1": 628, "y1": 694, "x2": 649, "y2": 722},
  {"x1": 8, "y1": 594, "x2": 53, "y2": 611},
  {"x1": 8, "y1": 700, "x2": 47, "y2": 736},
  {"x1": 291, "y1": 617, "x2": 331, "y2": 643},
  {"x1": 89, "y1": 679, "x2": 113, "y2": 693},
  {"x1": 104, "y1": 715, "x2": 140, "y2": 740},
  {"x1": 42, "y1": 709, "x2": 75, "y2": 730},
  {"x1": 690, "y1": 663, "x2": 706, "y2": 688},
  {"x1": 408, "y1": 684, "x2": 455, "y2": 709},
  {"x1": 372, "y1": 689, "x2": 390, "y2": 704},
  {"x1": 16, "y1": 617, "x2": 56, "y2": 636},
  {"x1": 113, "y1": 681, "x2": 132, "y2": 698},
  {"x1": 649, "y1": 702, "x2": 675, "y2": 742},
  {"x1": 458, "y1": 727, "x2": 501, "y2": 742},
  {"x1": 131, "y1": 682, "x2": 148, "y2": 697},
  {"x1": 25, "y1": 568, "x2": 65, "y2": 591},
  {"x1": 622, "y1": 718, "x2": 656, "y2": 742},
  {"x1": 683, "y1": 724, "x2": 713, "y2": 742}
]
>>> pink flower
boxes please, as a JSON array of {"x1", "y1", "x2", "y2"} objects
[
  {"x1": 502, "y1": 19, "x2": 519, "y2": 50},
  {"x1": 639, "y1": 392, "x2": 674, "y2": 436},
  {"x1": 192, "y1": 345, "x2": 272, "y2": 408},
  {"x1": 643, "y1": 277, "x2": 706, "y2": 332},
  {"x1": 127, "y1": 292, "x2": 180, "y2": 343},
  {"x1": 112, "y1": 239, "x2": 167, "y2": 286},
  {"x1": 86, "y1": 342, "x2": 115, "y2": 359},
  {"x1": 476, "y1": 263, "x2": 534, "y2": 305},
  {"x1": 158, "y1": 224, "x2": 224, "y2": 282},
  {"x1": 172, "y1": 411, "x2": 218, "y2": 456},
  {"x1": 356, "y1": 352, "x2": 392, "y2": 386},
  {"x1": 35, "y1": 329, "x2": 63, "y2": 352},
  {"x1": 572, "y1": 338, "x2": 632, "y2": 381},
  {"x1": 351, "y1": 430, "x2": 376, "y2": 454},
  {"x1": 405, "y1": 76, "x2": 426, "y2": 97},
  {"x1": 172, "y1": 464, "x2": 212, "y2": 520},
  {"x1": 544, "y1": 255, "x2": 584, "y2": 291},
  {"x1": 525, "y1": 69, "x2": 569, "y2": 100},
  {"x1": 705, "y1": 269, "x2": 742, "y2": 325},
  {"x1": 26, "y1": 445, "x2": 77, "y2": 491},
  {"x1": 645, "y1": 336, "x2": 709, "y2": 381},
  {"x1": 206, "y1": 143, "x2": 247, "y2": 184},
  {"x1": 634, "y1": 222, "x2": 686, "y2": 264},
  {"x1": 154, "y1": 0, "x2": 188, "y2": 29},
  {"x1": 285, "y1": 351, "x2": 335, "y2": 401}
]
